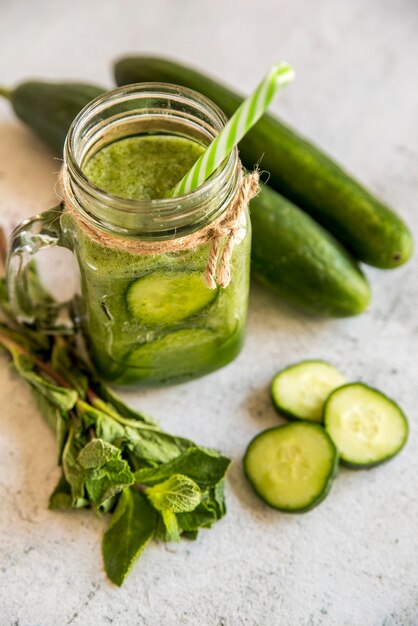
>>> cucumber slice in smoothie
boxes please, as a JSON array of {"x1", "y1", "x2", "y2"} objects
[
  {"x1": 128, "y1": 328, "x2": 219, "y2": 377},
  {"x1": 244, "y1": 422, "x2": 338, "y2": 512},
  {"x1": 127, "y1": 272, "x2": 218, "y2": 326},
  {"x1": 324, "y1": 383, "x2": 408, "y2": 468},
  {"x1": 271, "y1": 360, "x2": 345, "y2": 422}
]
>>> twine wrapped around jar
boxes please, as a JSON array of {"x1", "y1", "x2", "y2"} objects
[{"x1": 61, "y1": 169, "x2": 259, "y2": 289}]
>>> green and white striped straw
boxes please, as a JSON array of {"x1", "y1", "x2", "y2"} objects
[{"x1": 171, "y1": 61, "x2": 295, "y2": 197}]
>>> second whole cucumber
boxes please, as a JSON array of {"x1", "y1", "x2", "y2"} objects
[
  {"x1": 251, "y1": 185, "x2": 370, "y2": 316},
  {"x1": 114, "y1": 56, "x2": 413, "y2": 269}
]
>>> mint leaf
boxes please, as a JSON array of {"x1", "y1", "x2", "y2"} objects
[
  {"x1": 102, "y1": 488, "x2": 157, "y2": 586},
  {"x1": 161, "y1": 510, "x2": 180, "y2": 543},
  {"x1": 85, "y1": 459, "x2": 135, "y2": 507},
  {"x1": 213, "y1": 479, "x2": 227, "y2": 517},
  {"x1": 76, "y1": 439, "x2": 135, "y2": 507},
  {"x1": 30, "y1": 386, "x2": 62, "y2": 433},
  {"x1": 11, "y1": 349, "x2": 77, "y2": 411},
  {"x1": 0, "y1": 277, "x2": 12, "y2": 317},
  {"x1": 125, "y1": 428, "x2": 194, "y2": 466},
  {"x1": 62, "y1": 424, "x2": 88, "y2": 505},
  {"x1": 182, "y1": 530, "x2": 199, "y2": 540},
  {"x1": 0, "y1": 323, "x2": 50, "y2": 353},
  {"x1": 49, "y1": 472, "x2": 73, "y2": 510},
  {"x1": 0, "y1": 278, "x2": 50, "y2": 353},
  {"x1": 30, "y1": 387, "x2": 69, "y2": 464},
  {"x1": 78, "y1": 402, "x2": 194, "y2": 466},
  {"x1": 56, "y1": 412, "x2": 69, "y2": 465},
  {"x1": 177, "y1": 480, "x2": 227, "y2": 532},
  {"x1": 134, "y1": 447, "x2": 231, "y2": 488},
  {"x1": 95, "y1": 383, "x2": 158, "y2": 426},
  {"x1": 51, "y1": 338, "x2": 88, "y2": 398},
  {"x1": 146, "y1": 474, "x2": 202, "y2": 513},
  {"x1": 78, "y1": 439, "x2": 121, "y2": 469},
  {"x1": 27, "y1": 261, "x2": 54, "y2": 306},
  {"x1": 145, "y1": 475, "x2": 203, "y2": 544},
  {"x1": 86, "y1": 466, "x2": 133, "y2": 507},
  {"x1": 80, "y1": 405, "x2": 126, "y2": 443},
  {"x1": 26, "y1": 261, "x2": 65, "y2": 329}
]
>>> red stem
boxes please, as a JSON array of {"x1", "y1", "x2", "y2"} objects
[
  {"x1": 0, "y1": 330, "x2": 71, "y2": 388},
  {"x1": 0, "y1": 227, "x2": 7, "y2": 267}
]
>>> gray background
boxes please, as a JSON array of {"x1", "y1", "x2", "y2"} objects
[{"x1": 1, "y1": 0, "x2": 417, "y2": 624}]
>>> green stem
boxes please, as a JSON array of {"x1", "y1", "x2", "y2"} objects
[
  {"x1": 0, "y1": 86, "x2": 11, "y2": 100},
  {"x1": 77, "y1": 397, "x2": 159, "y2": 431}
]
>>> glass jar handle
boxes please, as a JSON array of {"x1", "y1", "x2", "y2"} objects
[{"x1": 6, "y1": 205, "x2": 76, "y2": 333}]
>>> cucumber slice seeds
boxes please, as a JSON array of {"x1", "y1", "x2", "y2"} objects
[
  {"x1": 324, "y1": 383, "x2": 408, "y2": 468},
  {"x1": 127, "y1": 272, "x2": 217, "y2": 326},
  {"x1": 271, "y1": 360, "x2": 345, "y2": 422},
  {"x1": 244, "y1": 423, "x2": 338, "y2": 512}
]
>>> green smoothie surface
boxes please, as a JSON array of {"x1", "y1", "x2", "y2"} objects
[{"x1": 83, "y1": 135, "x2": 204, "y2": 200}]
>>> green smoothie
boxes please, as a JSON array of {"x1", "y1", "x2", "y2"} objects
[
  {"x1": 84, "y1": 135, "x2": 204, "y2": 200},
  {"x1": 66, "y1": 134, "x2": 250, "y2": 386}
]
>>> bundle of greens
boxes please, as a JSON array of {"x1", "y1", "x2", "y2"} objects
[{"x1": 0, "y1": 232, "x2": 230, "y2": 586}]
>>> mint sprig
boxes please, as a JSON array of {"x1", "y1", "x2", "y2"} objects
[{"x1": 0, "y1": 230, "x2": 231, "y2": 585}]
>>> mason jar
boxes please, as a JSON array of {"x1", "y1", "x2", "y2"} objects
[{"x1": 7, "y1": 84, "x2": 252, "y2": 386}]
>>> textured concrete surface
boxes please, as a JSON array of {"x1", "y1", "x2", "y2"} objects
[{"x1": 1, "y1": 0, "x2": 418, "y2": 624}]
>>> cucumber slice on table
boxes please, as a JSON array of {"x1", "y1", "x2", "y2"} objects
[
  {"x1": 127, "y1": 272, "x2": 217, "y2": 326},
  {"x1": 244, "y1": 423, "x2": 338, "y2": 512},
  {"x1": 271, "y1": 360, "x2": 345, "y2": 422},
  {"x1": 324, "y1": 383, "x2": 408, "y2": 468}
]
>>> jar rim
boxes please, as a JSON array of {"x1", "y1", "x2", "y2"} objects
[{"x1": 62, "y1": 83, "x2": 240, "y2": 238}]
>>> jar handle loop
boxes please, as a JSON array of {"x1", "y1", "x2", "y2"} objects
[{"x1": 6, "y1": 205, "x2": 76, "y2": 333}]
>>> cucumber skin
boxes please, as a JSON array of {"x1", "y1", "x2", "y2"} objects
[
  {"x1": 10, "y1": 81, "x2": 104, "y2": 153},
  {"x1": 114, "y1": 57, "x2": 413, "y2": 269},
  {"x1": 251, "y1": 185, "x2": 371, "y2": 316},
  {"x1": 271, "y1": 359, "x2": 343, "y2": 421},
  {"x1": 323, "y1": 382, "x2": 409, "y2": 468},
  {"x1": 243, "y1": 423, "x2": 339, "y2": 513}
]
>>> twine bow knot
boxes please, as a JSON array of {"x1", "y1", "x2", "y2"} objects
[{"x1": 204, "y1": 172, "x2": 259, "y2": 288}]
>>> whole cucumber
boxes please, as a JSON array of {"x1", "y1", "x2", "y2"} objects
[
  {"x1": 114, "y1": 56, "x2": 413, "y2": 269},
  {"x1": 251, "y1": 185, "x2": 370, "y2": 316},
  {"x1": 0, "y1": 81, "x2": 104, "y2": 153}
]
